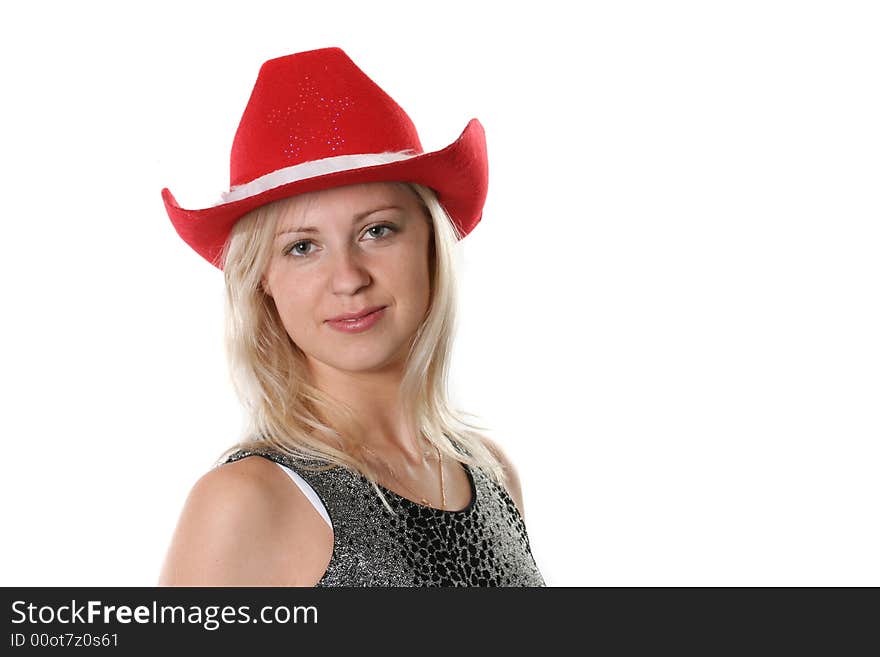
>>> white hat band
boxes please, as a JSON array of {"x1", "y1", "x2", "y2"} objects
[{"x1": 216, "y1": 150, "x2": 420, "y2": 205}]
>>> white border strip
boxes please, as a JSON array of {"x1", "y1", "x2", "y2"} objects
[
  {"x1": 274, "y1": 462, "x2": 333, "y2": 530},
  {"x1": 216, "y1": 150, "x2": 420, "y2": 205}
]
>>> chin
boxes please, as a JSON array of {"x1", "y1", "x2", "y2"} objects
[
  {"x1": 317, "y1": 343, "x2": 406, "y2": 373},
  {"x1": 329, "y1": 357, "x2": 401, "y2": 375}
]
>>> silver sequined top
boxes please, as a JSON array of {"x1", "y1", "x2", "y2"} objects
[{"x1": 218, "y1": 445, "x2": 546, "y2": 587}]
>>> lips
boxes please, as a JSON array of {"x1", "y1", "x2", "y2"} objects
[
  {"x1": 326, "y1": 305, "x2": 386, "y2": 322},
  {"x1": 325, "y1": 306, "x2": 387, "y2": 333}
]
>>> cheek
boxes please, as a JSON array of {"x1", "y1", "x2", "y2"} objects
[
  {"x1": 269, "y1": 279, "x2": 314, "y2": 332},
  {"x1": 396, "y1": 249, "x2": 431, "y2": 309}
]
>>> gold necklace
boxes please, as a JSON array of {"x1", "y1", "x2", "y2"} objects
[{"x1": 361, "y1": 442, "x2": 447, "y2": 509}]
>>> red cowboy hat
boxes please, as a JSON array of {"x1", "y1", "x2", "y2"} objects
[{"x1": 161, "y1": 47, "x2": 488, "y2": 269}]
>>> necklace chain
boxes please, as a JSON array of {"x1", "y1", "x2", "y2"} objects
[{"x1": 361, "y1": 441, "x2": 447, "y2": 510}]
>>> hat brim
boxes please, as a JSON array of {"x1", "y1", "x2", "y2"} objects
[{"x1": 162, "y1": 118, "x2": 487, "y2": 269}]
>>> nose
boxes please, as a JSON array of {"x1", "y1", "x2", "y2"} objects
[{"x1": 329, "y1": 245, "x2": 372, "y2": 296}]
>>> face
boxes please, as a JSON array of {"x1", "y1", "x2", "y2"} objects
[{"x1": 262, "y1": 182, "x2": 434, "y2": 378}]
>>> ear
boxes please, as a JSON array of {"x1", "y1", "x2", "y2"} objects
[{"x1": 260, "y1": 274, "x2": 272, "y2": 298}]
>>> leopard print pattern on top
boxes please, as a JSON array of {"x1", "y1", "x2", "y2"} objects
[{"x1": 217, "y1": 445, "x2": 546, "y2": 587}]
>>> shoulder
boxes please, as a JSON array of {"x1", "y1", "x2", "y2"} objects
[
  {"x1": 158, "y1": 454, "x2": 332, "y2": 586},
  {"x1": 476, "y1": 435, "x2": 526, "y2": 521}
]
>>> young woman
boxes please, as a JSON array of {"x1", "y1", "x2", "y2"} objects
[{"x1": 158, "y1": 47, "x2": 545, "y2": 586}]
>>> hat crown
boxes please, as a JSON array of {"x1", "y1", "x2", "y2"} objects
[{"x1": 229, "y1": 47, "x2": 423, "y2": 187}]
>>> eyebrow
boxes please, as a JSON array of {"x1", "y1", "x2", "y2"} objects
[{"x1": 274, "y1": 205, "x2": 403, "y2": 238}]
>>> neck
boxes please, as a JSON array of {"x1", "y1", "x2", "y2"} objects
[{"x1": 307, "y1": 356, "x2": 427, "y2": 466}]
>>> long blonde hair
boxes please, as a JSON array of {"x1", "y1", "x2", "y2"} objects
[{"x1": 217, "y1": 178, "x2": 507, "y2": 514}]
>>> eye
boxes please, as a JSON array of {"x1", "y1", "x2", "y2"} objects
[
  {"x1": 281, "y1": 224, "x2": 397, "y2": 259},
  {"x1": 283, "y1": 240, "x2": 316, "y2": 257},
  {"x1": 363, "y1": 223, "x2": 397, "y2": 240}
]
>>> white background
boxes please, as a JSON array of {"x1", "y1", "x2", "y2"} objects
[{"x1": 1, "y1": 1, "x2": 877, "y2": 586}]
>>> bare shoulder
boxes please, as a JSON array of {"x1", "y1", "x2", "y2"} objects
[
  {"x1": 477, "y1": 435, "x2": 526, "y2": 521},
  {"x1": 158, "y1": 455, "x2": 332, "y2": 587}
]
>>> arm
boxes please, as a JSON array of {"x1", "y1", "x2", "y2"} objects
[
  {"x1": 480, "y1": 436, "x2": 526, "y2": 521},
  {"x1": 158, "y1": 458, "x2": 326, "y2": 586}
]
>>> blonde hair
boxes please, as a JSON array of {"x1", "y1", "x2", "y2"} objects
[{"x1": 216, "y1": 178, "x2": 507, "y2": 514}]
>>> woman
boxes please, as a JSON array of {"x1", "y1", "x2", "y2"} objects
[{"x1": 158, "y1": 47, "x2": 545, "y2": 586}]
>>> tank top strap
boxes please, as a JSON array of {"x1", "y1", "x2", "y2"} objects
[
  {"x1": 218, "y1": 447, "x2": 336, "y2": 529},
  {"x1": 272, "y1": 461, "x2": 332, "y2": 528}
]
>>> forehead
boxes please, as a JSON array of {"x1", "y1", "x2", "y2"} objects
[{"x1": 274, "y1": 182, "x2": 418, "y2": 229}]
